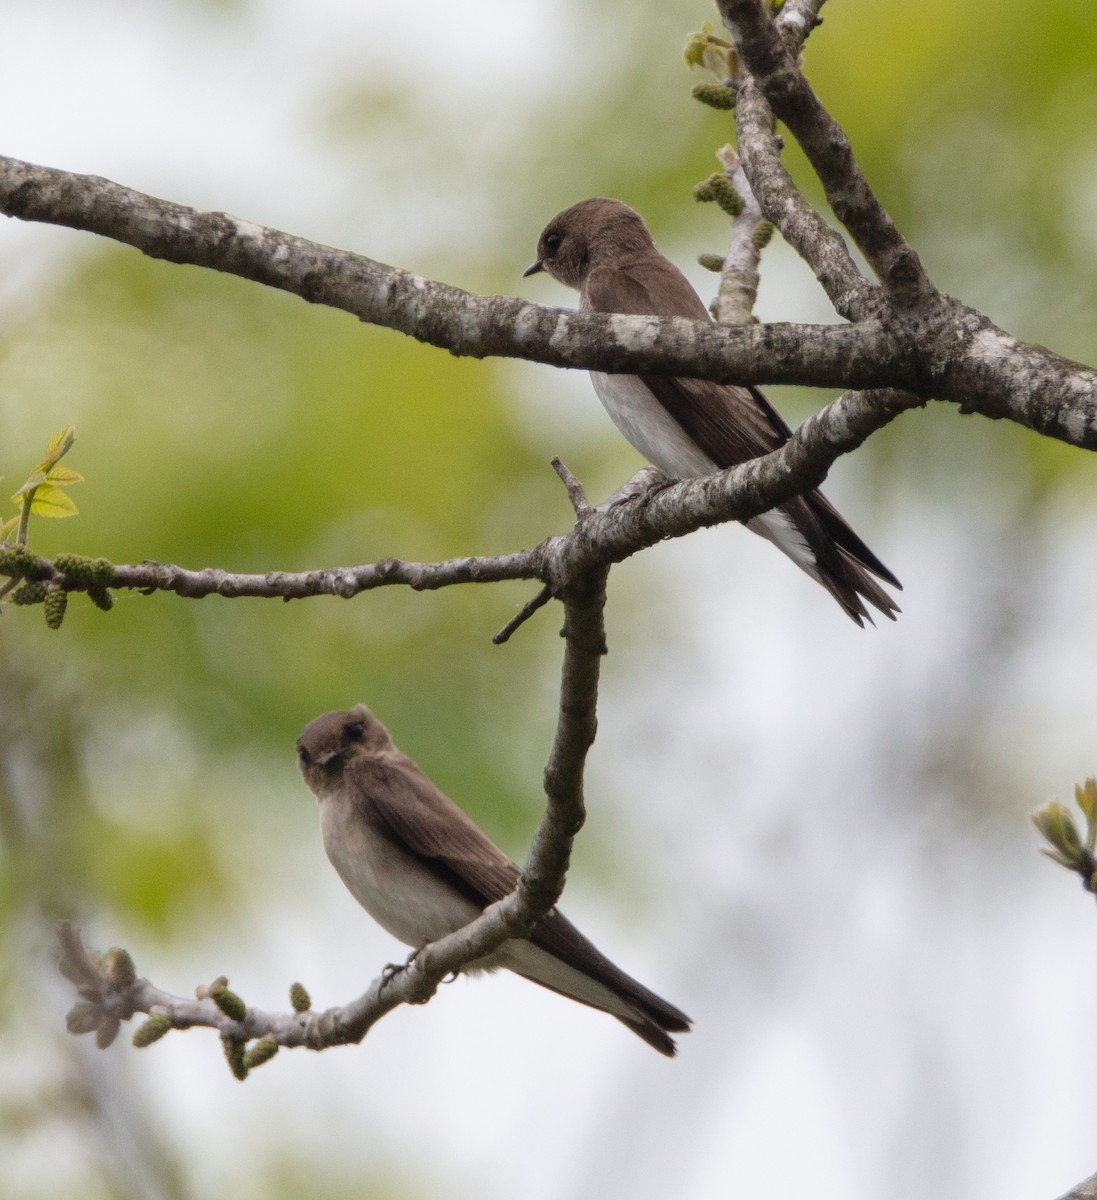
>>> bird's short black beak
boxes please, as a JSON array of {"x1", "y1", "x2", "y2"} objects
[
  {"x1": 522, "y1": 260, "x2": 544, "y2": 278},
  {"x1": 298, "y1": 745, "x2": 347, "y2": 769}
]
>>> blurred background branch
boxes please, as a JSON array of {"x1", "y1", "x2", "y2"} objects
[{"x1": 5, "y1": 2, "x2": 1097, "y2": 1199}]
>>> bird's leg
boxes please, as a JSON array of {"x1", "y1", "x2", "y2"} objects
[
  {"x1": 379, "y1": 948, "x2": 459, "y2": 1006},
  {"x1": 597, "y1": 466, "x2": 675, "y2": 511},
  {"x1": 380, "y1": 948, "x2": 420, "y2": 991}
]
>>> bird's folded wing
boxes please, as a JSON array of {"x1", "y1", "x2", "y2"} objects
[
  {"x1": 345, "y1": 754, "x2": 688, "y2": 1026},
  {"x1": 347, "y1": 755, "x2": 521, "y2": 909},
  {"x1": 584, "y1": 261, "x2": 794, "y2": 463}
]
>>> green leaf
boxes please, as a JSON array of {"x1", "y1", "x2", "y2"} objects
[
  {"x1": 28, "y1": 484, "x2": 79, "y2": 518},
  {"x1": 702, "y1": 42, "x2": 735, "y2": 79},
  {"x1": 1075, "y1": 777, "x2": 1097, "y2": 851},
  {"x1": 45, "y1": 466, "x2": 84, "y2": 486},
  {"x1": 0, "y1": 515, "x2": 17, "y2": 542},
  {"x1": 1075, "y1": 778, "x2": 1097, "y2": 824},
  {"x1": 1032, "y1": 801, "x2": 1085, "y2": 866},
  {"x1": 39, "y1": 425, "x2": 77, "y2": 471},
  {"x1": 683, "y1": 25, "x2": 714, "y2": 69}
]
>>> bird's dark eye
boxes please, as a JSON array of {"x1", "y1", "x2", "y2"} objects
[
  {"x1": 543, "y1": 231, "x2": 561, "y2": 257},
  {"x1": 297, "y1": 745, "x2": 312, "y2": 767},
  {"x1": 344, "y1": 721, "x2": 365, "y2": 742}
]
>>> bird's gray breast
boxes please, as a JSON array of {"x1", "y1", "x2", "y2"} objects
[{"x1": 318, "y1": 792, "x2": 482, "y2": 948}]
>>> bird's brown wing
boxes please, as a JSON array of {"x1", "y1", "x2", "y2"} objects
[
  {"x1": 643, "y1": 373, "x2": 901, "y2": 616},
  {"x1": 584, "y1": 258, "x2": 796, "y2": 461},
  {"x1": 346, "y1": 752, "x2": 521, "y2": 909}
]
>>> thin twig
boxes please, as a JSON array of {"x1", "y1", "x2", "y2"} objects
[
  {"x1": 711, "y1": 144, "x2": 765, "y2": 326},
  {"x1": 718, "y1": 0, "x2": 933, "y2": 305},
  {"x1": 492, "y1": 585, "x2": 552, "y2": 645},
  {"x1": 0, "y1": 388, "x2": 942, "y2": 608},
  {"x1": 734, "y1": 79, "x2": 877, "y2": 321},
  {"x1": 551, "y1": 457, "x2": 590, "y2": 517}
]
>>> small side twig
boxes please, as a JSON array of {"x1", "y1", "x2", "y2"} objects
[
  {"x1": 492, "y1": 457, "x2": 595, "y2": 644},
  {"x1": 709, "y1": 144, "x2": 767, "y2": 327},
  {"x1": 551, "y1": 456, "x2": 590, "y2": 517},
  {"x1": 493, "y1": 585, "x2": 552, "y2": 645}
]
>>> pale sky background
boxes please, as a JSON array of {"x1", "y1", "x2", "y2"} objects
[{"x1": 4, "y1": 2, "x2": 1097, "y2": 1199}]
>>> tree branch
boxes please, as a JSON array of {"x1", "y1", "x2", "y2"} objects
[
  {"x1": 718, "y1": 0, "x2": 932, "y2": 306},
  {"x1": 3, "y1": 155, "x2": 1097, "y2": 449},
  {"x1": 0, "y1": 153, "x2": 886, "y2": 384},
  {"x1": 773, "y1": 0, "x2": 828, "y2": 50},
  {"x1": 52, "y1": 386, "x2": 919, "y2": 1056},
  {"x1": 734, "y1": 77, "x2": 878, "y2": 321},
  {"x1": 1058, "y1": 1173, "x2": 1097, "y2": 1200},
  {"x1": 3, "y1": 386, "x2": 924, "y2": 610},
  {"x1": 708, "y1": 144, "x2": 766, "y2": 327}
]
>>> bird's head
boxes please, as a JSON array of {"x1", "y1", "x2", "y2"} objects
[
  {"x1": 296, "y1": 703, "x2": 392, "y2": 790},
  {"x1": 524, "y1": 197, "x2": 655, "y2": 290}
]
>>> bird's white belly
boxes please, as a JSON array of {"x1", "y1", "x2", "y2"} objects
[
  {"x1": 590, "y1": 371, "x2": 715, "y2": 478},
  {"x1": 589, "y1": 371, "x2": 817, "y2": 576}
]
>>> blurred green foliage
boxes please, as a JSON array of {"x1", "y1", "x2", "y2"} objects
[{"x1": 2, "y1": 0, "x2": 1097, "y2": 1195}]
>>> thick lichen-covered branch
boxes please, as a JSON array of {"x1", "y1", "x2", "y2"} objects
[{"x1": 3, "y1": 155, "x2": 1097, "y2": 448}]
